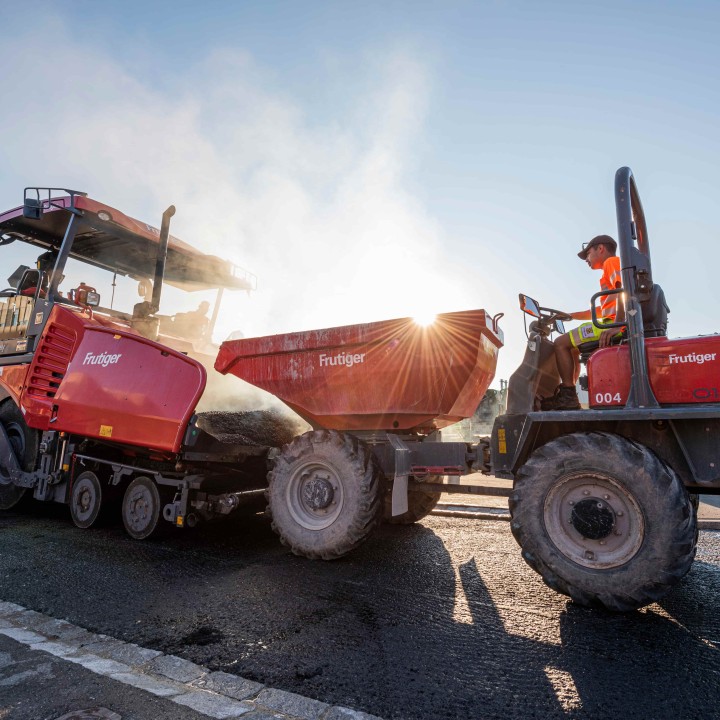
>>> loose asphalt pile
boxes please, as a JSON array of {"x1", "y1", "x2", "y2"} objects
[{"x1": 195, "y1": 410, "x2": 301, "y2": 448}]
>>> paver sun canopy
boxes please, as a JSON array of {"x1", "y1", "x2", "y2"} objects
[{"x1": 0, "y1": 195, "x2": 253, "y2": 292}]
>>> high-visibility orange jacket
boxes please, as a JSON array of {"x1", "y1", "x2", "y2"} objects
[{"x1": 599, "y1": 256, "x2": 622, "y2": 321}]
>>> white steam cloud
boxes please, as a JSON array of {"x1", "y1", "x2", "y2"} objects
[{"x1": 0, "y1": 20, "x2": 480, "y2": 346}]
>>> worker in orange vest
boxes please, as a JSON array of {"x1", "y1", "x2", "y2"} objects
[{"x1": 542, "y1": 235, "x2": 624, "y2": 411}]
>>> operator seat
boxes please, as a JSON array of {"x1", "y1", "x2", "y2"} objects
[
  {"x1": 639, "y1": 283, "x2": 670, "y2": 337},
  {"x1": 578, "y1": 283, "x2": 669, "y2": 363},
  {"x1": 17, "y1": 269, "x2": 42, "y2": 298}
]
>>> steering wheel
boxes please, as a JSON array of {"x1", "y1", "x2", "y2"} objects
[{"x1": 540, "y1": 306, "x2": 573, "y2": 323}]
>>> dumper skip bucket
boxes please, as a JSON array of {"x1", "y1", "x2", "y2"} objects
[{"x1": 215, "y1": 309, "x2": 503, "y2": 433}]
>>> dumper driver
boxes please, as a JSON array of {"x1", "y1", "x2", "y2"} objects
[{"x1": 542, "y1": 234, "x2": 624, "y2": 411}]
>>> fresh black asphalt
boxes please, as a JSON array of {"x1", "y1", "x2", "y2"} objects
[{"x1": 2, "y1": 501, "x2": 720, "y2": 719}]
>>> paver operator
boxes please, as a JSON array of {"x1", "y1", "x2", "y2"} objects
[{"x1": 542, "y1": 234, "x2": 624, "y2": 411}]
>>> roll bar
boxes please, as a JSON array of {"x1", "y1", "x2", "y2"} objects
[{"x1": 613, "y1": 167, "x2": 658, "y2": 409}]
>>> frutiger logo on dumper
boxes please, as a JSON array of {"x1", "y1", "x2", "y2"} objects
[
  {"x1": 669, "y1": 352, "x2": 717, "y2": 365},
  {"x1": 319, "y1": 352, "x2": 366, "y2": 368},
  {"x1": 83, "y1": 351, "x2": 122, "y2": 367}
]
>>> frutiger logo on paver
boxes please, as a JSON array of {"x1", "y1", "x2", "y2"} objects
[
  {"x1": 669, "y1": 352, "x2": 717, "y2": 365},
  {"x1": 83, "y1": 351, "x2": 122, "y2": 367}
]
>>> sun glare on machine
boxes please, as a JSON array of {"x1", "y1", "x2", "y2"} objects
[{"x1": 413, "y1": 312, "x2": 437, "y2": 327}]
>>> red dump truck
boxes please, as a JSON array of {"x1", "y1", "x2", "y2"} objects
[{"x1": 1, "y1": 169, "x2": 717, "y2": 612}]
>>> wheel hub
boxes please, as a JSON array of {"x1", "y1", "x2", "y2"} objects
[
  {"x1": 78, "y1": 490, "x2": 90, "y2": 512},
  {"x1": 570, "y1": 498, "x2": 615, "y2": 540},
  {"x1": 301, "y1": 473, "x2": 334, "y2": 510},
  {"x1": 544, "y1": 473, "x2": 645, "y2": 569},
  {"x1": 130, "y1": 494, "x2": 149, "y2": 521},
  {"x1": 286, "y1": 461, "x2": 344, "y2": 530}
]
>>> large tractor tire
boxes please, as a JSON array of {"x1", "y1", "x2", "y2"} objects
[
  {"x1": 510, "y1": 432, "x2": 696, "y2": 612},
  {"x1": 0, "y1": 401, "x2": 39, "y2": 510},
  {"x1": 267, "y1": 430, "x2": 382, "y2": 560},
  {"x1": 383, "y1": 477, "x2": 442, "y2": 524}
]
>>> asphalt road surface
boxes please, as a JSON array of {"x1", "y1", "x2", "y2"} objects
[{"x1": 2, "y1": 502, "x2": 720, "y2": 720}]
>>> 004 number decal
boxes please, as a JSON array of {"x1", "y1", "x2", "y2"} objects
[{"x1": 595, "y1": 392, "x2": 623, "y2": 404}]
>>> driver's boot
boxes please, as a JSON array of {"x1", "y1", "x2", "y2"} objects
[{"x1": 541, "y1": 384, "x2": 581, "y2": 411}]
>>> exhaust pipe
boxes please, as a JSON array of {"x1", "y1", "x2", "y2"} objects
[{"x1": 150, "y1": 205, "x2": 176, "y2": 313}]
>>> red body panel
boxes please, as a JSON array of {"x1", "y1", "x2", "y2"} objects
[
  {"x1": 0, "y1": 364, "x2": 29, "y2": 406},
  {"x1": 589, "y1": 335, "x2": 720, "y2": 407},
  {"x1": 215, "y1": 310, "x2": 503, "y2": 431},
  {"x1": 3, "y1": 306, "x2": 206, "y2": 453}
]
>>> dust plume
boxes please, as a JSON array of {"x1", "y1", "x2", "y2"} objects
[
  {"x1": 0, "y1": 21, "x2": 481, "y2": 345},
  {"x1": 0, "y1": 17, "x2": 513, "y2": 428}
]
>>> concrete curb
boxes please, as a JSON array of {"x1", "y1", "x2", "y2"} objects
[{"x1": 0, "y1": 601, "x2": 382, "y2": 720}]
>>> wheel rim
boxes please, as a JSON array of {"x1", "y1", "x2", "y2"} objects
[
  {"x1": 544, "y1": 471, "x2": 645, "y2": 569},
  {"x1": 71, "y1": 472, "x2": 101, "y2": 527},
  {"x1": 123, "y1": 481, "x2": 158, "y2": 536},
  {"x1": 286, "y1": 460, "x2": 344, "y2": 530}
]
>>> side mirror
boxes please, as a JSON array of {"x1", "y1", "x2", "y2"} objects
[
  {"x1": 23, "y1": 197, "x2": 43, "y2": 220},
  {"x1": 554, "y1": 319, "x2": 566, "y2": 334},
  {"x1": 519, "y1": 294, "x2": 540, "y2": 318}
]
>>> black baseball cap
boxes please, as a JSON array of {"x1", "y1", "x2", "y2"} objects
[{"x1": 578, "y1": 234, "x2": 617, "y2": 260}]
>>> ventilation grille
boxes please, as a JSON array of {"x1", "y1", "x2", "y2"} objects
[{"x1": 27, "y1": 324, "x2": 76, "y2": 399}]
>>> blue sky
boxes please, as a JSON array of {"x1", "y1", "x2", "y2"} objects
[{"x1": 1, "y1": 1, "x2": 718, "y2": 385}]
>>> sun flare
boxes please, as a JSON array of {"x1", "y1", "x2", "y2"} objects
[{"x1": 412, "y1": 312, "x2": 437, "y2": 327}]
